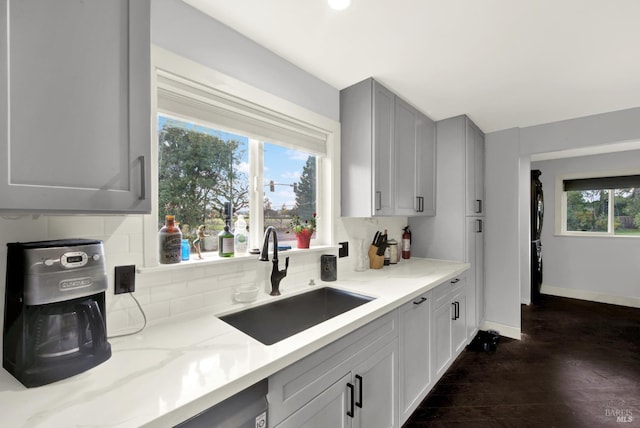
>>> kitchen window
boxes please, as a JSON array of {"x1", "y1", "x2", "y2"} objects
[
  {"x1": 157, "y1": 114, "x2": 318, "y2": 250},
  {"x1": 147, "y1": 51, "x2": 338, "y2": 266},
  {"x1": 560, "y1": 174, "x2": 640, "y2": 236}
]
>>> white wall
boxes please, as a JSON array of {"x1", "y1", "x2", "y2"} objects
[
  {"x1": 151, "y1": 0, "x2": 339, "y2": 122},
  {"x1": 485, "y1": 107, "x2": 640, "y2": 338},
  {"x1": 531, "y1": 150, "x2": 640, "y2": 306},
  {"x1": 0, "y1": 0, "x2": 407, "y2": 337}
]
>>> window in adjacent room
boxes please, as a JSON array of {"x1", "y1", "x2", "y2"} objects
[{"x1": 562, "y1": 174, "x2": 640, "y2": 236}]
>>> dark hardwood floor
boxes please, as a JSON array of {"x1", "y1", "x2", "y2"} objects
[{"x1": 403, "y1": 294, "x2": 640, "y2": 427}]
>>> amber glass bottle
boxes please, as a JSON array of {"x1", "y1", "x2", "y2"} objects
[{"x1": 159, "y1": 215, "x2": 182, "y2": 264}]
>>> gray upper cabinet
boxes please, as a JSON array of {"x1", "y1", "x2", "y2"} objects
[
  {"x1": 0, "y1": 0, "x2": 151, "y2": 214},
  {"x1": 415, "y1": 109, "x2": 436, "y2": 216},
  {"x1": 341, "y1": 78, "x2": 394, "y2": 216},
  {"x1": 465, "y1": 119, "x2": 485, "y2": 216},
  {"x1": 341, "y1": 78, "x2": 436, "y2": 217}
]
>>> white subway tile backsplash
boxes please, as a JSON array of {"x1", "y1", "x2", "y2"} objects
[
  {"x1": 170, "y1": 294, "x2": 205, "y2": 317},
  {"x1": 102, "y1": 234, "x2": 131, "y2": 255},
  {"x1": 104, "y1": 216, "x2": 144, "y2": 236},
  {"x1": 142, "y1": 301, "x2": 172, "y2": 325},
  {"x1": 150, "y1": 282, "x2": 188, "y2": 303},
  {"x1": 0, "y1": 214, "x2": 408, "y2": 334},
  {"x1": 47, "y1": 216, "x2": 105, "y2": 238}
]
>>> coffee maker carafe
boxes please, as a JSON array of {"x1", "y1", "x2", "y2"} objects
[{"x1": 3, "y1": 239, "x2": 111, "y2": 387}]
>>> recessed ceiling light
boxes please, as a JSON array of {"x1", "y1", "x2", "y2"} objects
[{"x1": 328, "y1": 0, "x2": 351, "y2": 11}]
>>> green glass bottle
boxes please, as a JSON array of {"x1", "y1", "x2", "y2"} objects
[{"x1": 218, "y1": 224, "x2": 234, "y2": 257}]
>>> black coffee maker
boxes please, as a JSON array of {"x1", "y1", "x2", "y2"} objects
[{"x1": 3, "y1": 239, "x2": 112, "y2": 387}]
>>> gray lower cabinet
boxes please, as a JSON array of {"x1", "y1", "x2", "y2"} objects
[
  {"x1": 466, "y1": 217, "x2": 484, "y2": 338},
  {"x1": 0, "y1": 0, "x2": 151, "y2": 213},
  {"x1": 398, "y1": 292, "x2": 432, "y2": 425},
  {"x1": 269, "y1": 311, "x2": 398, "y2": 428},
  {"x1": 269, "y1": 275, "x2": 472, "y2": 428},
  {"x1": 432, "y1": 276, "x2": 468, "y2": 381},
  {"x1": 274, "y1": 373, "x2": 352, "y2": 428}
]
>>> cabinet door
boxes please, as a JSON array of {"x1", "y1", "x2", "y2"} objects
[
  {"x1": 398, "y1": 295, "x2": 431, "y2": 425},
  {"x1": 0, "y1": 0, "x2": 151, "y2": 213},
  {"x1": 275, "y1": 373, "x2": 351, "y2": 428},
  {"x1": 432, "y1": 301, "x2": 453, "y2": 380},
  {"x1": 466, "y1": 218, "x2": 484, "y2": 336},
  {"x1": 415, "y1": 112, "x2": 436, "y2": 216},
  {"x1": 353, "y1": 339, "x2": 398, "y2": 428},
  {"x1": 372, "y1": 81, "x2": 395, "y2": 216},
  {"x1": 393, "y1": 98, "x2": 418, "y2": 216},
  {"x1": 451, "y1": 291, "x2": 468, "y2": 355},
  {"x1": 465, "y1": 119, "x2": 484, "y2": 217}
]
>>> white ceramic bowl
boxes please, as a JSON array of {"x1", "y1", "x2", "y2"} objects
[{"x1": 233, "y1": 285, "x2": 259, "y2": 303}]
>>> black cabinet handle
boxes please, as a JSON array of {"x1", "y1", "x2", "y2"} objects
[
  {"x1": 355, "y1": 374, "x2": 363, "y2": 408},
  {"x1": 450, "y1": 278, "x2": 460, "y2": 284},
  {"x1": 454, "y1": 301, "x2": 460, "y2": 320},
  {"x1": 347, "y1": 382, "x2": 355, "y2": 417},
  {"x1": 476, "y1": 199, "x2": 482, "y2": 213},
  {"x1": 413, "y1": 296, "x2": 427, "y2": 305},
  {"x1": 416, "y1": 196, "x2": 424, "y2": 212},
  {"x1": 476, "y1": 219, "x2": 483, "y2": 233},
  {"x1": 451, "y1": 302, "x2": 456, "y2": 320},
  {"x1": 138, "y1": 155, "x2": 146, "y2": 201},
  {"x1": 375, "y1": 191, "x2": 382, "y2": 211}
]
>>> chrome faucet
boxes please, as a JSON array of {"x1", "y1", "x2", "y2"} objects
[{"x1": 259, "y1": 226, "x2": 289, "y2": 296}]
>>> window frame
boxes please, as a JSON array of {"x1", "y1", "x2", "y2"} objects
[
  {"x1": 556, "y1": 170, "x2": 640, "y2": 238},
  {"x1": 145, "y1": 47, "x2": 340, "y2": 268}
]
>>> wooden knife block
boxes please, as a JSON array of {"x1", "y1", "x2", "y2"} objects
[{"x1": 368, "y1": 245, "x2": 384, "y2": 269}]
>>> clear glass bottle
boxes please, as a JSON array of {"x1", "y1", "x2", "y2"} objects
[
  {"x1": 159, "y1": 215, "x2": 182, "y2": 264},
  {"x1": 234, "y1": 215, "x2": 249, "y2": 254},
  {"x1": 218, "y1": 224, "x2": 234, "y2": 257}
]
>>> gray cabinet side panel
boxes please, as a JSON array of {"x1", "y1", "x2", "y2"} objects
[{"x1": 340, "y1": 79, "x2": 374, "y2": 217}]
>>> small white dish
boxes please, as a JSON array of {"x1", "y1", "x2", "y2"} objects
[{"x1": 233, "y1": 286, "x2": 259, "y2": 303}]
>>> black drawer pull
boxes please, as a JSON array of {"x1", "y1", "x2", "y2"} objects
[
  {"x1": 355, "y1": 374, "x2": 363, "y2": 408},
  {"x1": 413, "y1": 297, "x2": 427, "y2": 305},
  {"x1": 450, "y1": 278, "x2": 460, "y2": 284}
]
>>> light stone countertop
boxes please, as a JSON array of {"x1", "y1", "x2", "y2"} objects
[{"x1": 0, "y1": 258, "x2": 469, "y2": 428}]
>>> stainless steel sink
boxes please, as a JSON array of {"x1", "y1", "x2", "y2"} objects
[{"x1": 219, "y1": 287, "x2": 375, "y2": 345}]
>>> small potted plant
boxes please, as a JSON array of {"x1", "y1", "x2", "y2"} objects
[{"x1": 289, "y1": 213, "x2": 316, "y2": 249}]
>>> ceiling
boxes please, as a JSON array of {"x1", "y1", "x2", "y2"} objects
[{"x1": 183, "y1": 0, "x2": 640, "y2": 133}]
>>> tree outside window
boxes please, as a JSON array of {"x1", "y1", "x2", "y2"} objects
[
  {"x1": 158, "y1": 115, "x2": 318, "y2": 252},
  {"x1": 566, "y1": 188, "x2": 640, "y2": 235}
]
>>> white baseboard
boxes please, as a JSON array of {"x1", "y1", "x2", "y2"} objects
[
  {"x1": 541, "y1": 284, "x2": 640, "y2": 309},
  {"x1": 480, "y1": 320, "x2": 521, "y2": 340}
]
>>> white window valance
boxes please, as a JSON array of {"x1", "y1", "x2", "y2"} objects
[{"x1": 156, "y1": 70, "x2": 328, "y2": 156}]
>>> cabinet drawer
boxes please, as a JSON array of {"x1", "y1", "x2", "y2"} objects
[
  {"x1": 433, "y1": 277, "x2": 465, "y2": 309},
  {"x1": 268, "y1": 311, "x2": 398, "y2": 426}
]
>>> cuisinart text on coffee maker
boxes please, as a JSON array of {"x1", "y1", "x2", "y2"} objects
[{"x1": 3, "y1": 239, "x2": 112, "y2": 387}]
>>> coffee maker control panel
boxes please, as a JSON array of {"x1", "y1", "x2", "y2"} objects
[
  {"x1": 60, "y1": 251, "x2": 88, "y2": 268},
  {"x1": 15, "y1": 240, "x2": 108, "y2": 305}
]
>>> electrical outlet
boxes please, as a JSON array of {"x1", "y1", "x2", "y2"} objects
[
  {"x1": 114, "y1": 265, "x2": 136, "y2": 294},
  {"x1": 339, "y1": 241, "x2": 349, "y2": 258}
]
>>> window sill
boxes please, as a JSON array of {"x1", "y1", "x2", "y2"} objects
[
  {"x1": 137, "y1": 244, "x2": 339, "y2": 274},
  {"x1": 555, "y1": 232, "x2": 640, "y2": 239}
]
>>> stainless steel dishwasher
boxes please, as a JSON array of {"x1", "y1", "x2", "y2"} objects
[{"x1": 175, "y1": 379, "x2": 268, "y2": 428}]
